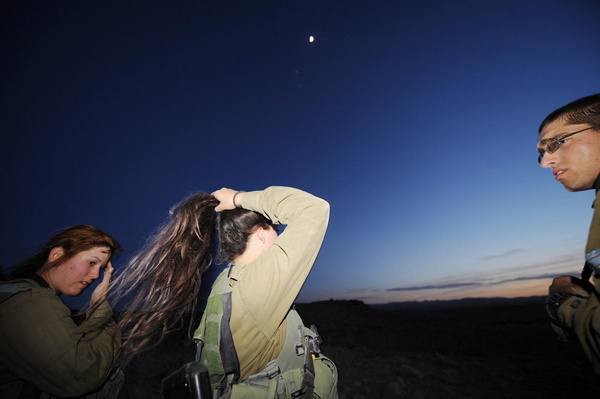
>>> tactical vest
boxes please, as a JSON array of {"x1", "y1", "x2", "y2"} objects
[{"x1": 193, "y1": 267, "x2": 338, "y2": 399}]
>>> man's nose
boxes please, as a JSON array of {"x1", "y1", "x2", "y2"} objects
[{"x1": 540, "y1": 151, "x2": 557, "y2": 168}]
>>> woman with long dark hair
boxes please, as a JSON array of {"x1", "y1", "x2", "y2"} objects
[{"x1": 115, "y1": 186, "x2": 338, "y2": 398}]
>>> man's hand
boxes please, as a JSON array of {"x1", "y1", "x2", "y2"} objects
[
  {"x1": 549, "y1": 275, "x2": 583, "y2": 295},
  {"x1": 91, "y1": 261, "x2": 114, "y2": 305}
]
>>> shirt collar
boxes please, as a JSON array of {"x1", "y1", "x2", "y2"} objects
[{"x1": 29, "y1": 273, "x2": 51, "y2": 289}]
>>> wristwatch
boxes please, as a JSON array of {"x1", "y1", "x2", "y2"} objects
[{"x1": 545, "y1": 291, "x2": 575, "y2": 323}]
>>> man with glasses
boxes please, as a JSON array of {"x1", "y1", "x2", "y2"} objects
[{"x1": 538, "y1": 93, "x2": 600, "y2": 374}]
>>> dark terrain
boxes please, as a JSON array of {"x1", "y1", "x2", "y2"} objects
[{"x1": 121, "y1": 297, "x2": 597, "y2": 398}]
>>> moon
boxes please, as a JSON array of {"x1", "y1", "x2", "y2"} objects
[{"x1": 309, "y1": 36, "x2": 314, "y2": 43}]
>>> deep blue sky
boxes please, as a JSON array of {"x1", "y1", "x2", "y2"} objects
[{"x1": 2, "y1": 0, "x2": 600, "y2": 308}]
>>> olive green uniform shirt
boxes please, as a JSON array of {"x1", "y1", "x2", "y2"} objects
[
  {"x1": 0, "y1": 278, "x2": 121, "y2": 398},
  {"x1": 227, "y1": 187, "x2": 329, "y2": 381},
  {"x1": 558, "y1": 181, "x2": 600, "y2": 374}
]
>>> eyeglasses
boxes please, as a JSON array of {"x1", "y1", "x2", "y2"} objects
[{"x1": 538, "y1": 125, "x2": 599, "y2": 164}]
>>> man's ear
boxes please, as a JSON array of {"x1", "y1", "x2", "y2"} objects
[{"x1": 48, "y1": 247, "x2": 65, "y2": 262}]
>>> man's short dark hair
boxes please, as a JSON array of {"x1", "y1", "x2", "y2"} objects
[{"x1": 539, "y1": 94, "x2": 600, "y2": 134}]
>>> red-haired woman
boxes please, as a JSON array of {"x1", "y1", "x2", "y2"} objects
[{"x1": 0, "y1": 224, "x2": 123, "y2": 399}]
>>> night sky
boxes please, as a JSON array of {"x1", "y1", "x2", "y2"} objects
[{"x1": 2, "y1": 0, "x2": 600, "y2": 309}]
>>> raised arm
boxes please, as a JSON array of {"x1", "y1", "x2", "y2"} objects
[{"x1": 228, "y1": 186, "x2": 329, "y2": 334}]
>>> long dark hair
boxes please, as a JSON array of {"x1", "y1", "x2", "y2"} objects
[
  {"x1": 114, "y1": 192, "x2": 274, "y2": 365},
  {"x1": 113, "y1": 193, "x2": 218, "y2": 365},
  {"x1": 6, "y1": 224, "x2": 121, "y2": 280}
]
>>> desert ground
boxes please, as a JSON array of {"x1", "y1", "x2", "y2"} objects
[{"x1": 120, "y1": 297, "x2": 598, "y2": 398}]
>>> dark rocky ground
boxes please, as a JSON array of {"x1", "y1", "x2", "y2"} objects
[{"x1": 120, "y1": 297, "x2": 598, "y2": 398}]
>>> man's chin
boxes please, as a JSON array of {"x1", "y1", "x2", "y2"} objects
[{"x1": 563, "y1": 184, "x2": 591, "y2": 192}]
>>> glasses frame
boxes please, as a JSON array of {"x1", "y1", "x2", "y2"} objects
[{"x1": 538, "y1": 125, "x2": 599, "y2": 164}]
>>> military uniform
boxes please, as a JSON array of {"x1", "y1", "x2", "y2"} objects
[
  {"x1": 555, "y1": 175, "x2": 600, "y2": 374},
  {"x1": 0, "y1": 276, "x2": 121, "y2": 398},
  {"x1": 194, "y1": 187, "x2": 338, "y2": 398}
]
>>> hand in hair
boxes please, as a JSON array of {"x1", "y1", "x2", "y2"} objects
[
  {"x1": 212, "y1": 187, "x2": 244, "y2": 212},
  {"x1": 91, "y1": 261, "x2": 114, "y2": 305}
]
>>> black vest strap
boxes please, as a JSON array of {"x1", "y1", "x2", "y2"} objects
[{"x1": 219, "y1": 291, "x2": 240, "y2": 394}]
